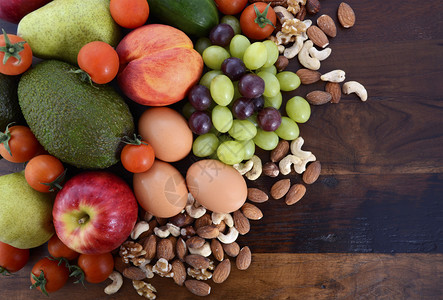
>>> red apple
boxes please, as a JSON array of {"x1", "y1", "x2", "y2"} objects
[
  {"x1": 0, "y1": 0, "x2": 51, "y2": 24},
  {"x1": 52, "y1": 171, "x2": 138, "y2": 255}
]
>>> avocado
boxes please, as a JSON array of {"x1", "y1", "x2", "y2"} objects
[
  {"x1": 18, "y1": 60, "x2": 134, "y2": 169},
  {"x1": 0, "y1": 74, "x2": 23, "y2": 132}
]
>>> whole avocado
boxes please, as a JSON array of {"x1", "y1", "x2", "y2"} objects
[
  {"x1": 18, "y1": 60, "x2": 134, "y2": 169},
  {"x1": 0, "y1": 74, "x2": 23, "y2": 131}
]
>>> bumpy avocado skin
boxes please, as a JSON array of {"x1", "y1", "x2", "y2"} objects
[
  {"x1": 18, "y1": 60, "x2": 134, "y2": 169},
  {"x1": 0, "y1": 74, "x2": 23, "y2": 131}
]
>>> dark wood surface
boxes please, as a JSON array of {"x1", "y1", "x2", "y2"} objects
[{"x1": 1, "y1": 0, "x2": 443, "y2": 299}]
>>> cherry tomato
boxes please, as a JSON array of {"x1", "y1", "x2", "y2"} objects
[
  {"x1": 78, "y1": 252, "x2": 114, "y2": 283},
  {"x1": 121, "y1": 135, "x2": 155, "y2": 173},
  {"x1": 47, "y1": 235, "x2": 79, "y2": 261},
  {"x1": 0, "y1": 124, "x2": 41, "y2": 163},
  {"x1": 0, "y1": 241, "x2": 30, "y2": 274},
  {"x1": 77, "y1": 41, "x2": 119, "y2": 84},
  {"x1": 214, "y1": 0, "x2": 248, "y2": 15},
  {"x1": 25, "y1": 155, "x2": 65, "y2": 193},
  {"x1": 30, "y1": 257, "x2": 69, "y2": 295},
  {"x1": 240, "y1": 2, "x2": 276, "y2": 40},
  {"x1": 110, "y1": 0, "x2": 150, "y2": 29},
  {"x1": 0, "y1": 29, "x2": 32, "y2": 75}
]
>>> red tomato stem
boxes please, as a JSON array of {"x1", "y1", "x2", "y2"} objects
[
  {"x1": 0, "y1": 29, "x2": 26, "y2": 65},
  {"x1": 253, "y1": 3, "x2": 275, "y2": 29}
]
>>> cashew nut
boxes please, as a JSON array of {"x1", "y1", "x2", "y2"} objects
[
  {"x1": 212, "y1": 212, "x2": 234, "y2": 228},
  {"x1": 279, "y1": 155, "x2": 302, "y2": 175},
  {"x1": 130, "y1": 221, "x2": 150, "y2": 240},
  {"x1": 302, "y1": 19, "x2": 312, "y2": 29},
  {"x1": 188, "y1": 241, "x2": 212, "y2": 257},
  {"x1": 233, "y1": 160, "x2": 253, "y2": 175},
  {"x1": 185, "y1": 193, "x2": 207, "y2": 218},
  {"x1": 104, "y1": 271, "x2": 123, "y2": 295},
  {"x1": 320, "y1": 70, "x2": 346, "y2": 83},
  {"x1": 284, "y1": 35, "x2": 305, "y2": 59},
  {"x1": 309, "y1": 47, "x2": 332, "y2": 61},
  {"x1": 217, "y1": 227, "x2": 239, "y2": 244},
  {"x1": 154, "y1": 226, "x2": 170, "y2": 238},
  {"x1": 342, "y1": 81, "x2": 368, "y2": 101},
  {"x1": 274, "y1": 6, "x2": 295, "y2": 23},
  {"x1": 290, "y1": 137, "x2": 313, "y2": 159},
  {"x1": 245, "y1": 155, "x2": 262, "y2": 181},
  {"x1": 166, "y1": 223, "x2": 181, "y2": 237},
  {"x1": 298, "y1": 40, "x2": 320, "y2": 70}
]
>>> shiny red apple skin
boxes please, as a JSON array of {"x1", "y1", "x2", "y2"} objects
[
  {"x1": 52, "y1": 171, "x2": 138, "y2": 255},
  {"x1": 0, "y1": 0, "x2": 51, "y2": 24}
]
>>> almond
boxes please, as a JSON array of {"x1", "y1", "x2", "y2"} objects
[
  {"x1": 306, "y1": 91, "x2": 332, "y2": 105},
  {"x1": 247, "y1": 187, "x2": 269, "y2": 203},
  {"x1": 215, "y1": 220, "x2": 226, "y2": 233},
  {"x1": 171, "y1": 259, "x2": 186, "y2": 286},
  {"x1": 307, "y1": 25, "x2": 329, "y2": 48},
  {"x1": 270, "y1": 179, "x2": 291, "y2": 199},
  {"x1": 296, "y1": 69, "x2": 321, "y2": 85},
  {"x1": 306, "y1": 0, "x2": 320, "y2": 14},
  {"x1": 317, "y1": 14, "x2": 337, "y2": 37},
  {"x1": 325, "y1": 82, "x2": 341, "y2": 103},
  {"x1": 211, "y1": 239, "x2": 224, "y2": 262},
  {"x1": 241, "y1": 203, "x2": 263, "y2": 220},
  {"x1": 114, "y1": 256, "x2": 130, "y2": 274},
  {"x1": 233, "y1": 210, "x2": 251, "y2": 235},
  {"x1": 222, "y1": 242, "x2": 240, "y2": 257},
  {"x1": 196, "y1": 225, "x2": 220, "y2": 239},
  {"x1": 157, "y1": 238, "x2": 174, "y2": 261},
  {"x1": 185, "y1": 254, "x2": 210, "y2": 269},
  {"x1": 213, "y1": 259, "x2": 231, "y2": 284},
  {"x1": 185, "y1": 280, "x2": 211, "y2": 296},
  {"x1": 338, "y1": 2, "x2": 355, "y2": 28},
  {"x1": 271, "y1": 141, "x2": 289, "y2": 163},
  {"x1": 186, "y1": 236, "x2": 205, "y2": 249},
  {"x1": 236, "y1": 246, "x2": 252, "y2": 270},
  {"x1": 123, "y1": 267, "x2": 146, "y2": 280},
  {"x1": 169, "y1": 212, "x2": 194, "y2": 227},
  {"x1": 143, "y1": 234, "x2": 157, "y2": 261},
  {"x1": 194, "y1": 213, "x2": 212, "y2": 229},
  {"x1": 285, "y1": 184, "x2": 307, "y2": 205},
  {"x1": 303, "y1": 161, "x2": 322, "y2": 184},
  {"x1": 176, "y1": 237, "x2": 187, "y2": 262}
]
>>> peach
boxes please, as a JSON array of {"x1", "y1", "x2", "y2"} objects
[{"x1": 116, "y1": 24, "x2": 203, "y2": 106}]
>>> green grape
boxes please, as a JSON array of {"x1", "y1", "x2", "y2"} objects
[
  {"x1": 199, "y1": 70, "x2": 222, "y2": 88},
  {"x1": 264, "y1": 92, "x2": 282, "y2": 109},
  {"x1": 243, "y1": 42, "x2": 267, "y2": 70},
  {"x1": 286, "y1": 96, "x2": 311, "y2": 123},
  {"x1": 221, "y1": 15, "x2": 241, "y2": 35},
  {"x1": 218, "y1": 134, "x2": 233, "y2": 143},
  {"x1": 247, "y1": 114, "x2": 258, "y2": 127},
  {"x1": 257, "y1": 71, "x2": 280, "y2": 98},
  {"x1": 212, "y1": 105, "x2": 233, "y2": 133},
  {"x1": 217, "y1": 140, "x2": 245, "y2": 165},
  {"x1": 275, "y1": 117, "x2": 300, "y2": 140},
  {"x1": 258, "y1": 64, "x2": 277, "y2": 75},
  {"x1": 253, "y1": 129, "x2": 279, "y2": 150},
  {"x1": 202, "y1": 45, "x2": 230, "y2": 70},
  {"x1": 262, "y1": 40, "x2": 279, "y2": 68},
  {"x1": 228, "y1": 119, "x2": 257, "y2": 141},
  {"x1": 233, "y1": 81, "x2": 241, "y2": 100},
  {"x1": 195, "y1": 37, "x2": 212, "y2": 55},
  {"x1": 239, "y1": 139, "x2": 256, "y2": 160},
  {"x1": 182, "y1": 102, "x2": 196, "y2": 119},
  {"x1": 230, "y1": 34, "x2": 251, "y2": 59},
  {"x1": 192, "y1": 133, "x2": 219, "y2": 157},
  {"x1": 210, "y1": 75, "x2": 234, "y2": 106},
  {"x1": 276, "y1": 71, "x2": 301, "y2": 91}
]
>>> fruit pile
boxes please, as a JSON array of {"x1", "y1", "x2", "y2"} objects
[{"x1": 0, "y1": 0, "x2": 367, "y2": 298}]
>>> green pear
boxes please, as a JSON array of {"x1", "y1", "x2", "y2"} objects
[
  {"x1": 0, "y1": 171, "x2": 55, "y2": 249},
  {"x1": 17, "y1": 0, "x2": 121, "y2": 65}
]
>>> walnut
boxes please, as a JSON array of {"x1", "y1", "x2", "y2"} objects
[
  {"x1": 120, "y1": 241, "x2": 147, "y2": 265},
  {"x1": 133, "y1": 280, "x2": 157, "y2": 300},
  {"x1": 152, "y1": 258, "x2": 173, "y2": 278},
  {"x1": 276, "y1": 31, "x2": 296, "y2": 45},
  {"x1": 187, "y1": 268, "x2": 212, "y2": 280},
  {"x1": 282, "y1": 18, "x2": 307, "y2": 36},
  {"x1": 287, "y1": 0, "x2": 306, "y2": 14}
]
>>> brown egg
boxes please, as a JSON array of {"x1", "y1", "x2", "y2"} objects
[
  {"x1": 186, "y1": 159, "x2": 247, "y2": 213},
  {"x1": 138, "y1": 107, "x2": 193, "y2": 162},
  {"x1": 133, "y1": 160, "x2": 188, "y2": 218}
]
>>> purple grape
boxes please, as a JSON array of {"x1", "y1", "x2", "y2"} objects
[
  {"x1": 189, "y1": 111, "x2": 212, "y2": 135},
  {"x1": 232, "y1": 97, "x2": 255, "y2": 120},
  {"x1": 251, "y1": 96, "x2": 264, "y2": 112},
  {"x1": 188, "y1": 85, "x2": 212, "y2": 111},
  {"x1": 221, "y1": 57, "x2": 246, "y2": 81},
  {"x1": 238, "y1": 74, "x2": 265, "y2": 98},
  {"x1": 257, "y1": 107, "x2": 282, "y2": 131},
  {"x1": 209, "y1": 23, "x2": 235, "y2": 47}
]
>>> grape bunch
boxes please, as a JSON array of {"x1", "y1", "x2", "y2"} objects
[{"x1": 185, "y1": 21, "x2": 312, "y2": 166}]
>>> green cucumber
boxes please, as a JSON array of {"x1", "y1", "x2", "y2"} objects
[{"x1": 148, "y1": 0, "x2": 219, "y2": 37}]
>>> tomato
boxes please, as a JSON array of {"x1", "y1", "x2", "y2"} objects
[
  {"x1": 110, "y1": 0, "x2": 150, "y2": 29},
  {"x1": 121, "y1": 135, "x2": 155, "y2": 173},
  {"x1": 30, "y1": 257, "x2": 69, "y2": 295},
  {"x1": 240, "y1": 2, "x2": 276, "y2": 40},
  {"x1": 0, "y1": 241, "x2": 30, "y2": 274},
  {"x1": 0, "y1": 124, "x2": 41, "y2": 163},
  {"x1": 215, "y1": 0, "x2": 248, "y2": 15},
  {"x1": 77, "y1": 41, "x2": 119, "y2": 84},
  {"x1": 78, "y1": 252, "x2": 114, "y2": 283},
  {"x1": 47, "y1": 235, "x2": 79, "y2": 261},
  {"x1": 25, "y1": 155, "x2": 65, "y2": 193},
  {"x1": 0, "y1": 29, "x2": 32, "y2": 75}
]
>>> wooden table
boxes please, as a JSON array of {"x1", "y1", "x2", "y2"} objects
[{"x1": 1, "y1": 0, "x2": 442, "y2": 299}]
